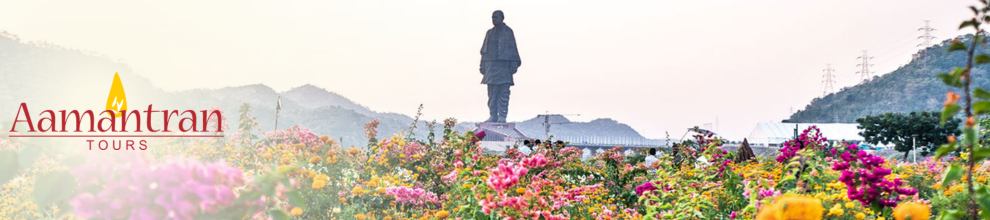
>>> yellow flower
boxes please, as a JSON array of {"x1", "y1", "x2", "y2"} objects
[
  {"x1": 844, "y1": 201, "x2": 855, "y2": 209},
  {"x1": 516, "y1": 187, "x2": 526, "y2": 194},
  {"x1": 827, "y1": 204, "x2": 844, "y2": 216},
  {"x1": 352, "y1": 185, "x2": 366, "y2": 195},
  {"x1": 312, "y1": 180, "x2": 326, "y2": 189},
  {"x1": 756, "y1": 194, "x2": 824, "y2": 220},
  {"x1": 945, "y1": 184, "x2": 965, "y2": 196},
  {"x1": 289, "y1": 207, "x2": 303, "y2": 217},
  {"x1": 311, "y1": 173, "x2": 329, "y2": 190},
  {"x1": 893, "y1": 202, "x2": 930, "y2": 220},
  {"x1": 435, "y1": 210, "x2": 450, "y2": 219},
  {"x1": 280, "y1": 152, "x2": 294, "y2": 165},
  {"x1": 855, "y1": 212, "x2": 866, "y2": 220},
  {"x1": 309, "y1": 156, "x2": 321, "y2": 164},
  {"x1": 354, "y1": 213, "x2": 367, "y2": 220}
]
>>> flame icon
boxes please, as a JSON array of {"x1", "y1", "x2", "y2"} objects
[{"x1": 104, "y1": 72, "x2": 127, "y2": 117}]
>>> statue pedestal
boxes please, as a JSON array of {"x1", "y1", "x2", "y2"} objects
[{"x1": 474, "y1": 122, "x2": 529, "y2": 152}]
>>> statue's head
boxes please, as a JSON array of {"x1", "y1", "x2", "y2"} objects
[{"x1": 491, "y1": 10, "x2": 505, "y2": 26}]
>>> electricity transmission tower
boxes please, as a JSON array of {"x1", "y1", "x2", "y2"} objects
[
  {"x1": 856, "y1": 50, "x2": 874, "y2": 82},
  {"x1": 917, "y1": 20, "x2": 936, "y2": 49},
  {"x1": 822, "y1": 64, "x2": 836, "y2": 96},
  {"x1": 538, "y1": 112, "x2": 580, "y2": 139},
  {"x1": 916, "y1": 20, "x2": 937, "y2": 74}
]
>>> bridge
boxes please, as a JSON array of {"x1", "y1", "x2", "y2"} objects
[{"x1": 553, "y1": 135, "x2": 669, "y2": 152}]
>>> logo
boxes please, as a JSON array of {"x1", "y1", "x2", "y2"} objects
[
  {"x1": 7, "y1": 73, "x2": 224, "y2": 150},
  {"x1": 105, "y1": 72, "x2": 127, "y2": 118}
]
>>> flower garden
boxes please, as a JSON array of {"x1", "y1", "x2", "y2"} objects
[{"x1": 0, "y1": 119, "x2": 971, "y2": 220}]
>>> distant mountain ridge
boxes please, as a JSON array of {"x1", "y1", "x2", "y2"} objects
[
  {"x1": 789, "y1": 35, "x2": 986, "y2": 123},
  {"x1": 509, "y1": 115, "x2": 647, "y2": 140},
  {"x1": 0, "y1": 32, "x2": 656, "y2": 146}
]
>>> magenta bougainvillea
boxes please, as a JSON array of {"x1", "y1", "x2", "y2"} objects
[
  {"x1": 831, "y1": 143, "x2": 917, "y2": 207},
  {"x1": 776, "y1": 126, "x2": 828, "y2": 163}
]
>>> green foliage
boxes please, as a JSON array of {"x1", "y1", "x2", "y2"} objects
[
  {"x1": 856, "y1": 112, "x2": 961, "y2": 159},
  {"x1": 935, "y1": 1, "x2": 990, "y2": 218}
]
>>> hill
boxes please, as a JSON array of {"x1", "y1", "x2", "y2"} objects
[{"x1": 789, "y1": 35, "x2": 986, "y2": 122}]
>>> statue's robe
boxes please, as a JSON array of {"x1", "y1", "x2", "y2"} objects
[{"x1": 480, "y1": 24, "x2": 521, "y2": 85}]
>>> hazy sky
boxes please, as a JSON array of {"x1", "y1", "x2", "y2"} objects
[{"x1": 0, "y1": 0, "x2": 973, "y2": 140}]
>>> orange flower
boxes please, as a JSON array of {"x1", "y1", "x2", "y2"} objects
[
  {"x1": 893, "y1": 201, "x2": 930, "y2": 220},
  {"x1": 756, "y1": 194, "x2": 824, "y2": 220},
  {"x1": 948, "y1": 135, "x2": 957, "y2": 143},
  {"x1": 289, "y1": 207, "x2": 303, "y2": 217},
  {"x1": 945, "y1": 92, "x2": 960, "y2": 107},
  {"x1": 347, "y1": 148, "x2": 361, "y2": 157},
  {"x1": 434, "y1": 210, "x2": 450, "y2": 219},
  {"x1": 967, "y1": 116, "x2": 976, "y2": 128}
]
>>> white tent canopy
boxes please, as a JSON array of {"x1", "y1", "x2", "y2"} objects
[{"x1": 746, "y1": 122, "x2": 863, "y2": 146}]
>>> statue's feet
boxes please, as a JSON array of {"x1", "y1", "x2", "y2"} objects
[{"x1": 485, "y1": 116, "x2": 498, "y2": 123}]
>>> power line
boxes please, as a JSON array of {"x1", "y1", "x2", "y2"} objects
[
  {"x1": 822, "y1": 64, "x2": 836, "y2": 96},
  {"x1": 856, "y1": 50, "x2": 874, "y2": 82}
]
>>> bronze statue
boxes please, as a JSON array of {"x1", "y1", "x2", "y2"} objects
[{"x1": 480, "y1": 10, "x2": 521, "y2": 123}]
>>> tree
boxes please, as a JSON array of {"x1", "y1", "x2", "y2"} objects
[
  {"x1": 238, "y1": 103, "x2": 259, "y2": 144},
  {"x1": 856, "y1": 112, "x2": 960, "y2": 160}
]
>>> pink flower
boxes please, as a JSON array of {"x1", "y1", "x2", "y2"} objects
[
  {"x1": 499, "y1": 196, "x2": 529, "y2": 211},
  {"x1": 521, "y1": 153, "x2": 549, "y2": 168},
  {"x1": 70, "y1": 156, "x2": 246, "y2": 220},
  {"x1": 776, "y1": 126, "x2": 828, "y2": 163},
  {"x1": 480, "y1": 195, "x2": 497, "y2": 214},
  {"x1": 832, "y1": 143, "x2": 916, "y2": 207},
  {"x1": 758, "y1": 187, "x2": 778, "y2": 199},
  {"x1": 442, "y1": 170, "x2": 458, "y2": 184},
  {"x1": 486, "y1": 159, "x2": 528, "y2": 193},
  {"x1": 542, "y1": 211, "x2": 568, "y2": 220},
  {"x1": 264, "y1": 125, "x2": 320, "y2": 148},
  {"x1": 474, "y1": 130, "x2": 486, "y2": 143},
  {"x1": 385, "y1": 186, "x2": 440, "y2": 206},
  {"x1": 635, "y1": 182, "x2": 657, "y2": 196},
  {"x1": 551, "y1": 184, "x2": 601, "y2": 208}
]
